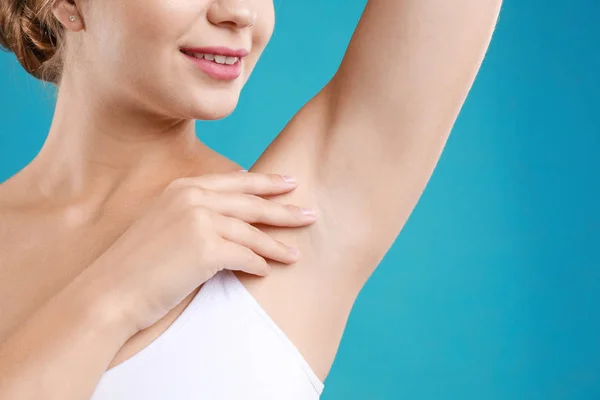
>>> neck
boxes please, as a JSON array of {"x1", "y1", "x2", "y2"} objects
[{"x1": 24, "y1": 73, "x2": 210, "y2": 208}]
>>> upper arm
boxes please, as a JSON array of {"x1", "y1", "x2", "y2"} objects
[{"x1": 237, "y1": 0, "x2": 503, "y2": 381}]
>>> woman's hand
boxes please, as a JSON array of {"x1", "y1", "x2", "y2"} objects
[{"x1": 80, "y1": 171, "x2": 318, "y2": 335}]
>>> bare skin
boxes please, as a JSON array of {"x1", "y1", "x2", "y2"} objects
[
  {"x1": 0, "y1": 0, "x2": 503, "y2": 398},
  {"x1": 0, "y1": 149, "x2": 245, "y2": 367}
]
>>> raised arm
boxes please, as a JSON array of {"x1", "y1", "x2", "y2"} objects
[
  {"x1": 244, "y1": 0, "x2": 503, "y2": 381},
  {"x1": 320, "y1": 0, "x2": 503, "y2": 275}
]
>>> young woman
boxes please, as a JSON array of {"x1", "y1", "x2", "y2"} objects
[{"x1": 0, "y1": 0, "x2": 502, "y2": 398}]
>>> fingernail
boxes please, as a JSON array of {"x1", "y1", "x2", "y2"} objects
[
  {"x1": 301, "y1": 208, "x2": 317, "y2": 217},
  {"x1": 282, "y1": 175, "x2": 297, "y2": 185},
  {"x1": 238, "y1": 169, "x2": 248, "y2": 173},
  {"x1": 288, "y1": 246, "x2": 301, "y2": 258}
]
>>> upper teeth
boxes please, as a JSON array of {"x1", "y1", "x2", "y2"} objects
[{"x1": 191, "y1": 53, "x2": 239, "y2": 65}]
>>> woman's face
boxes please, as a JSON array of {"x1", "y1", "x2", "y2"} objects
[{"x1": 70, "y1": 0, "x2": 275, "y2": 120}]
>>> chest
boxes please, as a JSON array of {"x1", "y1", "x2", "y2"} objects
[
  {"x1": 90, "y1": 269, "x2": 324, "y2": 400},
  {"x1": 0, "y1": 206, "x2": 204, "y2": 371},
  {"x1": 0, "y1": 160, "x2": 243, "y2": 369},
  {"x1": 0, "y1": 212, "x2": 133, "y2": 343}
]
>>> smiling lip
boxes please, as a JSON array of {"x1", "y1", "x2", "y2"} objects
[
  {"x1": 180, "y1": 46, "x2": 249, "y2": 81},
  {"x1": 180, "y1": 46, "x2": 250, "y2": 58}
]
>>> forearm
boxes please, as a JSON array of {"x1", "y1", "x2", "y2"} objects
[{"x1": 0, "y1": 272, "x2": 135, "y2": 400}]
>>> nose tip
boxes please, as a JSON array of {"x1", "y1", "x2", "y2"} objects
[{"x1": 207, "y1": 0, "x2": 257, "y2": 29}]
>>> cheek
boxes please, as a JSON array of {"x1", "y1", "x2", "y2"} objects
[
  {"x1": 85, "y1": 1, "x2": 194, "y2": 77},
  {"x1": 258, "y1": 1, "x2": 276, "y2": 46},
  {"x1": 246, "y1": 4, "x2": 275, "y2": 72}
]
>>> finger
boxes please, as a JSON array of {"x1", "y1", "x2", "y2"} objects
[
  {"x1": 222, "y1": 198, "x2": 318, "y2": 227},
  {"x1": 212, "y1": 213, "x2": 301, "y2": 265},
  {"x1": 185, "y1": 189, "x2": 318, "y2": 227},
  {"x1": 216, "y1": 238, "x2": 272, "y2": 277},
  {"x1": 171, "y1": 171, "x2": 299, "y2": 196}
]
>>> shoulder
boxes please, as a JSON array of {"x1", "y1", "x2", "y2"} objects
[
  {"x1": 0, "y1": 167, "x2": 38, "y2": 208},
  {"x1": 0, "y1": 178, "x2": 21, "y2": 211},
  {"x1": 0, "y1": 181, "x2": 31, "y2": 249},
  {"x1": 234, "y1": 90, "x2": 373, "y2": 382}
]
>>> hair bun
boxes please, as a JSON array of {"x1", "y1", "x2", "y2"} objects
[{"x1": 0, "y1": 0, "x2": 62, "y2": 83}]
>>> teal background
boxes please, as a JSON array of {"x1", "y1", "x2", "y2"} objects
[{"x1": 1, "y1": 1, "x2": 599, "y2": 399}]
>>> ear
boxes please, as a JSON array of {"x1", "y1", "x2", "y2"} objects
[{"x1": 52, "y1": 0, "x2": 84, "y2": 32}]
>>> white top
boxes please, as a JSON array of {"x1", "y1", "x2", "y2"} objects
[{"x1": 91, "y1": 270, "x2": 324, "y2": 399}]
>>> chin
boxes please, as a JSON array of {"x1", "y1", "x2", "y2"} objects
[{"x1": 176, "y1": 94, "x2": 239, "y2": 121}]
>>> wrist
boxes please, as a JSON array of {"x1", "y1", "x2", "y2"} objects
[{"x1": 64, "y1": 270, "x2": 139, "y2": 345}]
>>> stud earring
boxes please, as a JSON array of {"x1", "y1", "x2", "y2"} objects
[{"x1": 68, "y1": 15, "x2": 76, "y2": 22}]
